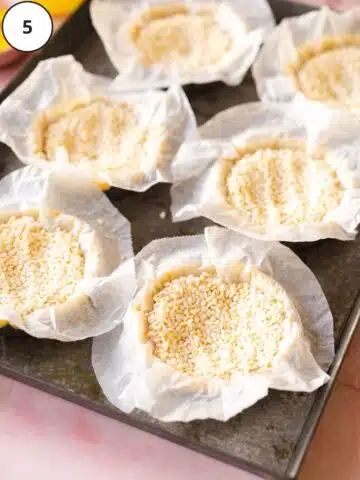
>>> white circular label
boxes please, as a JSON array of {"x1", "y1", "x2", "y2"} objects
[{"x1": 2, "y1": 2, "x2": 53, "y2": 52}]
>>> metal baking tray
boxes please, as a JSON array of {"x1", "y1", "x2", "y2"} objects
[{"x1": 0, "y1": 1, "x2": 359, "y2": 478}]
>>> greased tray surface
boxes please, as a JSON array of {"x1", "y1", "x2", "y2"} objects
[{"x1": 0, "y1": 1, "x2": 359, "y2": 479}]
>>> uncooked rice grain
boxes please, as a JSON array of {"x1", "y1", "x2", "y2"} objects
[
  {"x1": 34, "y1": 97, "x2": 167, "y2": 182},
  {"x1": 141, "y1": 266, "x2": 298, "y2": 379},
  {"x1": 129, "y1": 3, "x2": 232, "y2": 70},
  {"x1": 288, "y1": 35, "x2": 360, "y2": 107},
  {"x1": 0, "y1": 213, "x2": 85, "y2": 318},
  {"x1": 219, "y1": 140, "x2": 344, "y2": 228}
]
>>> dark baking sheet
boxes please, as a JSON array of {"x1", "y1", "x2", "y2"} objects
[{"x1": 0, "y1": 1, "x2": 359, "y2": 479}]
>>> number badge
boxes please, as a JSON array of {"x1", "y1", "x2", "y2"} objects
[{"x1": 2, "y1": 1, "x2": 53, "y2": 52}]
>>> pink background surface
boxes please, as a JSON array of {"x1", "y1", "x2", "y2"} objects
[
  {"x1": 0, "y1": 0, "x2": 360, "y2": 479},
  {"x1": 0, "y1": 375, "x2": 258, "y2": 480},
  {"x1": 1, "y1": 320, "x2": 360, "y2": 480}
]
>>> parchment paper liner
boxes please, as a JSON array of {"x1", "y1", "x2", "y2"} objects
[
  {"x1": 0, "y1": 166, "x2": 136, "y2": 341},
  {"x1": 0, "y1": 55, "x2": 197, "y2": 192},
  {"x1": 253, "y1": 6, "x2": 360, "y2": 110},
  {"x1": 170, "y1": 102, "x2": 360, "y2": 242},
  {"x1": 90, "y1": 0, "x2": 274, "y2": 89},
  {"x1": 92, "y1": 226, "x2": 333, "y2": 422}
]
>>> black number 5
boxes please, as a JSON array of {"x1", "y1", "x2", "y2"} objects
[{"x1": 23, "y1": 20, "x2": 32, "y2": 34}]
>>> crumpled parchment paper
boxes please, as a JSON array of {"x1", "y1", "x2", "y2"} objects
[
  {"x1": 170, "y1": 102, "x2": 360, "y2": 242},
  {"x1": 0, "y1": 55, "x2": 197, "y2": 191},
  {"x1": 90, "y1": 0, "x2": 274, "y2": 89},
  {"x1": 92, "y1": 226, "x2": 333, "y2": 422},
  {"x1": 0, "y1": 166, "x2": 136, "y2": 341},
  {"x1": 252, "y1": 6, "x2": 360, "y2": 107}
]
